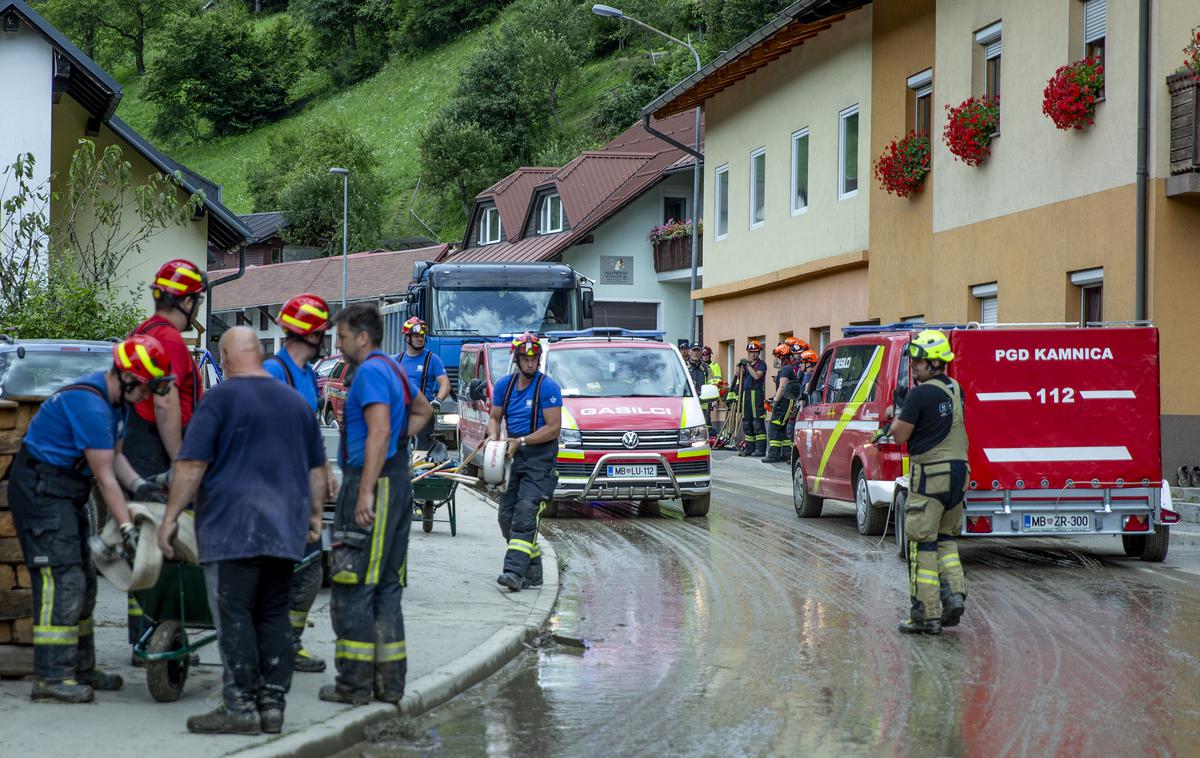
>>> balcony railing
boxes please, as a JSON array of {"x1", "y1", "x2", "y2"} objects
[
  {"x1": 652, "y1": 236, "x2": 702, "y2": 274},
  {"x1": 1167, "y1": 72, "x2": 1200, "y2": 198}
]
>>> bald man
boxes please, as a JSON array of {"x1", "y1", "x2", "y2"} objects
[{"x1": 158, "y1": 327, "x2": 327, "y2": 735}]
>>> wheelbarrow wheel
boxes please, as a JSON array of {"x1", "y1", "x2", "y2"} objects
[
  {"x1": 421, "y1": 501, "x2": 435, "y2": 533},
  {"x1": 146, "y1": 620, "x2": 190, "y2": 703}
]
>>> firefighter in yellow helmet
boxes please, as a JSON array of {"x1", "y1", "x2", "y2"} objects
[{"x1": 887, "y1": 329, "x2": 969, "y2": 635}]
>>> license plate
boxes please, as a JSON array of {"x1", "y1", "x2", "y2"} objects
[
  {"x1": 1022, "y1": 513, "x2": 1092, "y2": 533},
  {"x1": 606, "y1": 464, "x2": 657, "y2": 478}
]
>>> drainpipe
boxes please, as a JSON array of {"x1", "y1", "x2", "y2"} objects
[
  {"x1": 205, "y1": 244, "x2": 246, "y2": 351},
  {"x1": 1135, "y1": 0, "x2": 1150, "y2": 321},
  {"x1": 642, "y1": 112, "x2": 703, "y2": 161}
]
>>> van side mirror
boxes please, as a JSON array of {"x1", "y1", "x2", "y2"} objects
[
  {"x1": 582, "y1": 288, "x2": 594, "y2": 320},
  {"x1": 469, "y1": 378, "x2": 488, "y2": 402},
  {"x1": 699, "y1": 383, "x2": 719, "y2": 402}
]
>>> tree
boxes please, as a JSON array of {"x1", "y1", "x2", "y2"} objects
[
  {"x1": 0, "y1": 154, "x2": 51, "y2": 313},
  {"x1": 590, "y1": 58, "x2": 672, "y2": 138},
  {"x1": 41, "y1": 0, "x2": 185, "y2": 75},
  {"x1": 418, "y1": 118, "x2": 504, "y2": 219},
  {"x1": 247, "y1": 122, "x2": 386, "y2": 253},
  {"x1": 143, "y1": 7, "x2": 304, "y2": 139},
  {"x1": 511, "y1": 0, "x2": 592, "y2": 126},
  {"x1": 698, "y1": 0, "x2": 792, "y2": 53},
  {"x1": 292, "y1": 0, "x2": 395, "y2": 86},
  {"x1": 392, "y1": 0, "x2": 511, "y2": 51}
]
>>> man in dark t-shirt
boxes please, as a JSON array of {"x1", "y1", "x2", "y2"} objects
[
  {"x1": 158, "y1": 327, "x2": 326, "y2": 735},
  {"x1": 896, "y1": 374, "x2": 963, "y2": 455}
]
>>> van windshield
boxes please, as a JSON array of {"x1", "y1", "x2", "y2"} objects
[{"x1": 546, "y1": 347, "x2": 690, "y2": 398}]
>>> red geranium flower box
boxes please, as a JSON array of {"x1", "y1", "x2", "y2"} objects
[
  {"x1": 1042, "y1": 57, "x2": 1105, "y2": 130},
  {"x1": 874, "y1": 131, "x2": 931, "y2": 198},
  {"x1": 943, "y1": 97, "x2": 1000, "y2": 167}
]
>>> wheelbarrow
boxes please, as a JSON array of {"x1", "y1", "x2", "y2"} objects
[
  {"x1": 131, "y1": 550, "x2": 323, "y2": 702},
  {"x1": 413, "y1": 475, "x2": 459, "y2": 536}
]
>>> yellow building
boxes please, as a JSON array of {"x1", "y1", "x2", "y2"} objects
[{"x1": 1, "y1": 0, "x2": 249, "y2": 318}]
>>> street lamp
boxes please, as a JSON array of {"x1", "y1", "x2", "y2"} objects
[
  {"x1": 592, "y1": 4, "x2": 703, "y2": 344},
  {"x1": 329, "y1": 167, "x2": 350, "y2": 309}
]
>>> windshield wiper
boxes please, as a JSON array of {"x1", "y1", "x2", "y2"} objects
[{"x1": 437, "y1": 328, "x2": 483, "y2": 336}]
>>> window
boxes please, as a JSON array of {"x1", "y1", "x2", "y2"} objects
[
  {"x1": 810, "y1": 326, "x2": 831, "y2": 352},
  {"x1": 270, "y1": 248, "x2": 282, "y2": 264},
  {"x1": 808, "y1": 351, "x2": 835, "y2": 403},
  {"x1": 259, "y1": 309, "x2": 269, "y2": 331},
  {"x1": 972, "y1": 282, "x2": 998, "y2": 324},
  {"x1": 478, "y1": 206, "x2": 502, "y2": 245},
  {"x1": 538, "y1": 193, "x2": 563, "y2": 234},
  {"x1": 976, "y1": 22, "x2": 1002, "y2": 118},
  {"x1": 907, "y1": 69, "x2": 934, "y2": 135},
  {"x1": 826, "y1": 345, "x2": 882, "y2": 405},
  {"x1": 1083, "y1": 0, "x2": 1105, "y2": 95},
  {"x1": 715, "y1": 165, "x2": 730, "y2": 240},
  {"x1": 663, "y1": 196, "x2": 687, "y2": 224},
  {"x1": 260, "y1": 339, "x2": 274, "y2": 357},
  {"x1": 902, "y1": 314, "x2": 926, "y2": 324},
  {"x1": 791, "y1": 129, "x2": 809, "y2": 214},
  {"x1": 839, "y1": 106, "x2": 859, "y2": 199},
  {"x1": 749, "y1": 148, "x2": 766, "y2": 228},
  {"x1": 1071, "y1": 268, "x2": 1104, "y2": 325},
  {"x1": 721, "y1": 340, "x2": 734, "y2": 379}
]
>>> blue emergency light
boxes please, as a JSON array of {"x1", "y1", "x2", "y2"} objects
[
  {"x1": 545, "y1": 327, "x2": 665, "y2": 342},
  {"x1": 840, "y1": 322, "x2": 966, "y2": 337}
]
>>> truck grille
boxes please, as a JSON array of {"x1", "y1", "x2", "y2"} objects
[
  {"x1": 578, "y1": 430, "x2": 679, "y2": 450},
  {"x1": 556, "y1": 460, "x2": 710, "y2": 477}
]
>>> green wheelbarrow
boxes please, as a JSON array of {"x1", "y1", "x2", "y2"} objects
[
  {"x1": 413, "y1": 475, "x2": 459, "y2": 536},
  {"x1": 131, "y1": 551, "x2": 322, "y2": 702}
]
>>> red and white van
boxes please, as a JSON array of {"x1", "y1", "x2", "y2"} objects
[
  {"x1": 792, "y1": 324, "x2": 1179, "y2": 561},
  {"x1": 458, "y1": 329, "x2": 718, "y2": 517}
]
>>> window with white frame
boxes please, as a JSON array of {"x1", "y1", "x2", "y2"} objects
[
  {"x1": 477, "y1": 206, "x2": 502, "y2": 245},
  {"x1": 976, "y1": 21, "x2": 1002, "y2": 116},
  {"x1": 538, "y1": 193, "x2": 564, "y2": 234},
  {"x1": 1070, "y1": 268, "x2": 1103, "y2": 326},
  {"x1": 715, "y1": 164, "x2": 730, "y2": 240},
  {"x1": 972, "y1": 282, "x2": 998, "y2": 324},
  {"x1": 749, "y1": 147, "x2": 766, "y2": 228},
  {"x1": 1083, "y1": 0, "x2": 1105, "y2": 62},
  {"x1": 907, "y1": 69, "x2": 933, "y2": 135},
  {"x1": 838, "y1": 105, "x2": 859, "y2": 199},
  {"x1": 791, "y1": 129, "x2": 809, "y2": 214}
]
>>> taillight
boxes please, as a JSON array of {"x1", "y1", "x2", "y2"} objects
[
  {"x1": 966, "y1": 516, "x2": 992, "y2": 534},
  {"x1": 1161, "y1": 510, "x2": 1181, "y2": 525},
  {"x1": 1122, "y1": 514, "x2": 1150, "y2": 532}
]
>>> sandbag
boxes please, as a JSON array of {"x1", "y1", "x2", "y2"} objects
[{"x1": 92, "y1": 502, "x2": 199, "y2": 592}]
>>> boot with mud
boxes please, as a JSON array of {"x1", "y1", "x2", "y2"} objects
[
  {"x1": 75, "y1": 668, "x2": 123, "y2": 691},
  {"x1": 753, "y1": 439, "x2": 767, "y2": 457},
  {"x1": 293, "y1": 647, "x2": 326, "y2": 673},
  {"x1": 522, "y1": 564, "x2": 543, "y2": 589},
  {"x1": 762, "y1": 447, "x2": 783, "y2": 463},
  {"x1": 257, "y1": 685, "x2": 286, "y2": 734},
  {"x1": 319, "y1": 683, "x2": 372, "y2": 706},
  {"x1": 187, "y1": 706, "x2": 262, "y2": 735},
  {"x1": 940, "y1": 592, "x2": 965, "y2": 627},
  {"x1": 898, "y1": 599, "x2": 942, "y2": 635},
  {"x1": 496, "y1": 571, "x2": 522, "y2": 592},
  {"x1": 31, "y1": 679, "x2": 94, "y2": 704}
]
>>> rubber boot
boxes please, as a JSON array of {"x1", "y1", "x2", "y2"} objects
[
  {"x1": 293, "y1": 647, "x2": 327, "y2": 673},
  {"x1": 31, "y1": 679, "x2": 94, "y2": 704},
  {"x1": 319, "y1": 683, "x2": 372, "y2": 706},
  {"x1": 522, "y1": 563, "x2": 543, "y2": 589},
  {"x1": 899, "y1": 599, "x2": 941, "y2": 635},
  {"x1": 762, "y1": 447, "x2": 783, "y2": 463},
  {"x1": 257, "y1": 684, "x2": 286, "y2": 734},
  {"x1": 75, "y1": 668, "x2": 123, "y2": 691},
  {"x1": 496, "y1": 572, "x2": 522, "y2": 592},
  {"x1": 187, "y1": 706, "x2": 262, "y2": 735},
  {"x1": 940, "y1": 592, "x2": 965, "y2": 628},
  {"x1": 753, "y1": 439, "x2": 767, "y2": 457}
]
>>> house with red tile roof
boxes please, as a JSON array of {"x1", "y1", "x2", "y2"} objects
[{"x1": 449, "y1": 112, "x2": 703, "y2": 345}]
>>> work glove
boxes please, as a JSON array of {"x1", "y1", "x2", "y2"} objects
[
  {"x1": 871, "y1": 426, "x2": 891, "y2": 444},
  {"x1": 148, "y1": 469, "x2": 172, "y2": 488},
  {"x1": 119, "y1": 522, "x2": 139, "y2": 564},
  {"x1": 430, "y1": 398, "x2": 442, "y2": 414},
  {"x1": 131, "y1": 477, "x2": 167, "y2": 504},
  {"x1": 738, "y1": 358, "x2": 749, "y2": 367}
]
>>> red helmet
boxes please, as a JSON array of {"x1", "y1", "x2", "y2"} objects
[
  {"x1": 402, "y1": 316, "x2": 427, "y2": 336},
  {"x1": 511, "y1": 331, "x2": 542, "y2": 357},
  {"x1": 151, "y1": 258, "x2": 207, "y2": 298},
  {"x1": 701, "y1": 345, "x2": 713, "y2": 358},
  {"x1": 277, "y1": 293, "x2": 330, "y2": 336},
  {"x1": 746, "y1": 340, "x2": 763, "y2": 352},
  {"x1": 113, "y1": 335, "x2": 174, "y2": 394}
]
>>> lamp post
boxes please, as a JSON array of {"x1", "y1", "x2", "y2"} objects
[
  {"x1": 329, "y1": 167, "x2": 350, "y2": 309},
  {"x1": 592, "y1": 4, "x2": 703, "y2": 344}
]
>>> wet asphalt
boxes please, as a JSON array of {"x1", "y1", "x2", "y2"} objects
[{"x1": 339, "y1": 454, "x2": 1200, "y2": 758}]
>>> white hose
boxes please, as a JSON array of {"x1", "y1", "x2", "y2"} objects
[{"x1": 481, "y1": 440, "x2": 511, "y2": 487}]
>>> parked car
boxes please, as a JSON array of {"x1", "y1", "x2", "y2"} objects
[
  {"x1": 314, "y1": 354, "x2": 352, "y2": 426},
  {"x1": 0, "y1": 337, "x2": 115, "y2": 399},
  {"x1": 457, "y1": 341, "x2": 516, "y2": 462}
]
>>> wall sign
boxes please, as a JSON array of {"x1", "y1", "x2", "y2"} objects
[{"x1": 601, "y1": 256, "x2": 634, "y2": 285}]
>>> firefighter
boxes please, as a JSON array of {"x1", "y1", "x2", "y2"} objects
[
  {"x1": 685, "y1": 343, "x2": 708, "y2": 392},
  {"x1": 321, "y1": 303, "x2": 432, "y2": 705},
  {"x1": 701, "y1": 346, "x2": 723, "y2": 434},
  {"x1": 123, "y1": 258, "x2": 207, "y2": 653},
  {"x1": 789, "y1": 348, "x2": 818, "y2": 439},
  {"x1": 7, "y1": 336, "x2": 174, "y2": 703},
  {"x1": 888, "y1": 329, "x2": 969, "y2": 635},
  {"x1": 763, "y1": 343, "x2": 802, "y2": 463},
  {"x1": 397, "y1": 316, "x2": 450, "y2": 452},
  {"x1": 486, "y1": 332, "x2": 562, "y2": 592},
  {"x1": 734, "y1": 340, "x2": 767, "y2": 457},
  {"x1": 263, "y1": 293, "x2": 340, "y2": 675}
]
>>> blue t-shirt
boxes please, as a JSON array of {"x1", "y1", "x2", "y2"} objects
[
  {"x1": 179, "y1": 376, "x2": 326, "y2": 563},
  {"x1": 264, "y1": 349, "x2": 319, "y2": 412},
  {"x1": 23, "y1": 371, "x2": 119, "y2": 471},
  {"x1": 492, "y1": 372, "x2": 562, "y2": 437},
  {"x1": 397, "y1": 348, "x2": 447, "y2": 402},
  {"x1": 341, "y1": 351, "x2": 419, "y2": 468}
]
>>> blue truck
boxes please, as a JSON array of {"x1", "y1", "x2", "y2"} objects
[{"x1": 380, "y1": 260, "x2": 594, "y2": 444}]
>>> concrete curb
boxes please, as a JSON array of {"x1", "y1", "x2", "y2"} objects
[{"x1": 232, "y1": 497, "x2": 561, "y2": 758}]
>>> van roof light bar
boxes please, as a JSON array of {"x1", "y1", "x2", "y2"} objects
[{"x1": 545, "y1": 327, "x2": 665, "y2": 342}]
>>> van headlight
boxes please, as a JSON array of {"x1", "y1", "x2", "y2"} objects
[
  {"x1": 679, "y1": 425, "x2": 708, "y2": 446},
  {"x1": 559, "y1": 429, "x2": 582, "y2": 447}
]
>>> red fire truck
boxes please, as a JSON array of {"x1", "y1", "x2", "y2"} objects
[{"x1": 791, "y1": 324, "x2": 1179, "y2": 561}]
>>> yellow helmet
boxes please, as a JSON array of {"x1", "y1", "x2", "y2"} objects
[{"x1": 907, "y1": 329, "x2": 954, "y2": 363}]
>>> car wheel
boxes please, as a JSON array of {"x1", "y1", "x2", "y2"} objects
[
  {"x1": 894, "y1": 489, "x2": 908, "y2": 559},
  {"x1": 792, "y1": 462, "x2": 823, "y2": 518},
  {"x1": 1138, "y1": 526, "x2": 1170, "y2": 562},
  {"x1": 638, "y1": 500, "x2": 662, "y2": 517},
  {"x1": 855, "y1": 470, "x2": 888, "y2": 536},
  {"x1": 1121, "y1": 534, "x2": 1145, "y2": 557},
  {"x1": 682, "y1": 494, "x2": 710, "y2": 517},
  {"x1": 322, "y1": 406, "x2": 337, "y2": 428}
]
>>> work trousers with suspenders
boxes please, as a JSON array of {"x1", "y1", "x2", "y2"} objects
[
  {"x1": 329, "y1": 353, "x2": 414, "y2": 700},
  {"x1": 412, "y1": 352, "x2": 437, "y2": 452},
  {"x1": 739, "y1": 388, "x2": 767, "y2": 454},
  {"x1": 265, "y1": 354, "x2": 324, "y2": 655},
  {"x1": 7, "y1": 443, "x2": 101, "y2": 682},
  {"x1": 497, "y1": 374, "x2": 557, "y2": 581}
]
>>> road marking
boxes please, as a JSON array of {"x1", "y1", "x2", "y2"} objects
[
  {"x1": 1079, "y1": 390, "x2": 1136, "y2": 399},
  {"x1": 977, "y1": 392, "x2": 1032, "y2": 401},
  {"x1": 983, "y1": 446, "x2": 1132, "y2": 462}
]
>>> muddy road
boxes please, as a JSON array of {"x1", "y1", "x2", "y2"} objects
[{"x1": 344, "y1": 455, "x2": 1200, "y2": 757}]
